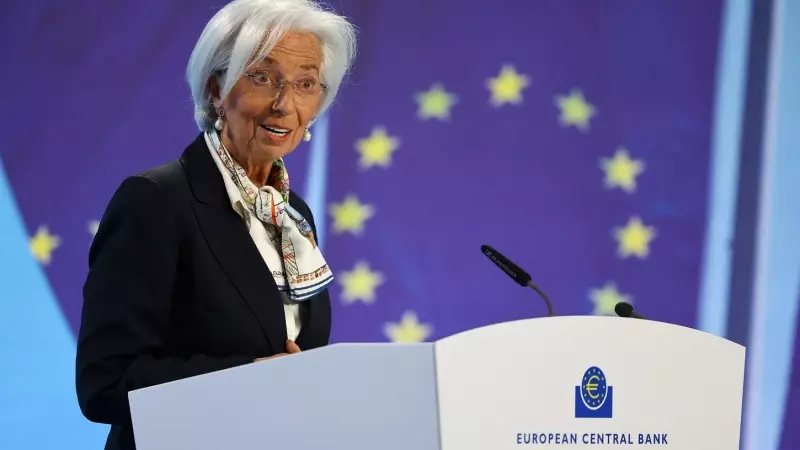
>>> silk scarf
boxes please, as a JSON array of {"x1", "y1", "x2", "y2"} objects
[{"x1": 206, "y1": 131, "x2": 333, "y2": 300}]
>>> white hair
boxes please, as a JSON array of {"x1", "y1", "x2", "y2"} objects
[{"x1": 187, "y1": 0, "x2": 357, "y2": 131}]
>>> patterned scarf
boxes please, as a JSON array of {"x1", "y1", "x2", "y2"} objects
[{"x1": 207, "y1": 131, "x2": 333, "y2": 301}]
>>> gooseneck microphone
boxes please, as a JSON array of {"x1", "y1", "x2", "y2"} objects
[
  {"x1": 614, "y1": 301, "x2": 645, "y2": 319},
  {"x1": 480, "y1": 245, "x2": 554, "y2": 317}
]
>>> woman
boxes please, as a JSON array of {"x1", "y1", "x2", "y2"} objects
[{"x1": 75, "y1": 1, "x2": 356, "y2": 448}]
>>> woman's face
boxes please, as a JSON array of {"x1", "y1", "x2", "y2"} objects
[{"x1": 213, "y1": 31, "x2": 323, "y2": 165}]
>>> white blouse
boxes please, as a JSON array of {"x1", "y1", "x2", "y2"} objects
[{"x1": 205, "y1": 134, "x2": 303, "y2": 341}]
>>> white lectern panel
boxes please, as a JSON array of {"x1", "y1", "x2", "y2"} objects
[
  {"x1": 434, "y1": 316, "x2": 745, "y2": 449},
  {"x1": 129, "y1": 343, "x2": 441, "y2": 450}
]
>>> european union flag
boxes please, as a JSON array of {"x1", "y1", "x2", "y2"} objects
[{"x1": 322, "y1": 1, "x2": 723, "y2": 343}]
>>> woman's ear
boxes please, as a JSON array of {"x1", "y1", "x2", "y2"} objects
[{"x1": 207, "y1": 75, "x2": 223, "y2": 110}]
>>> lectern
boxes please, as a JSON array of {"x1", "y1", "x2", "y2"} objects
[{"x1": 129, "y1": 316, "x2": 745, "y2": 449}]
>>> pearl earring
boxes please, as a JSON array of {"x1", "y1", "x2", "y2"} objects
[
  {"x1": 214, "y1": 110, "x2": 225, "y2": 131},
  {"x1": 303, "y1": 128, "x2": 312, "y2": 142}
]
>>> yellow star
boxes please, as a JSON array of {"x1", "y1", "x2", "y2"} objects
[
  {"x1": 355, "y1": 126, "x2": 400, "y2": 170},
  {"x1": 329, "y1": 194, "x2": 375, "y2": 235},
  {"x1": 383, "y1": 310, "x2": 433, "y2": 343},
  {"x1": 486, "y1": 65, "x2": 530, "y2": 106},
  {"x1": 555, "y1": 88, "x2": 597, "y2": 132},
  {"x1": 589, "y1": 282, "x2": 632, "y2": 316},
  {"x1": 599, "y1": 147, "x2": 645, "y2": 193},
  {"x1": 29, "y1": 225, "x2": 60, "y2": 265},
  {"x1": 613, "y1": 216, "x2": 657, "y2": 259},
  {"x1": 415, "y1": 84, "x2": 458, "y2": 120},
  {"x1": 339, "y1": 261, "x2": 385, "y2": 304}
]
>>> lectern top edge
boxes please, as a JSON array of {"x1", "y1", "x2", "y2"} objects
[{"x1": 433, "y1": 315, "x2": 746, "y2": 351}]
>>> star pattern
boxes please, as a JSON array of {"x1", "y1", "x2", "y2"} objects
[
  {"x1": 589, "y1": 282, "x2": 632, "y2": 316},
  {"x1": 355, "y1": 126, "x2": 400, "y2": 170},
  {"x1": 600, "y1": 147, "x2": 645, "y2": 193},
  {"x1": 486, "y1": 65, "x2": 530, "y2": 106},
  {"x1": 325, "y1": 56, "x2": 668, "y2": 335},
  {"x1": 415, "y1": 84, "x2": 458, "y2": 120},
  {"x1": 613, "y1": 216, "x2": 657, "y2": 259},
  {"x1": 29, "y1": 225, "x2": 60, "y2": 265},
  {"x1": 339, "y1": 261, "x2": 385, "y2": 304},
  {"x1": 555, "y1": 88, "x2": 597, "y2": 131},
  {"x1": 383, "y1": 310, "x2": 433, "y2": 343},
  {"x1": 329, "y1": 194, "x2": 375, "y2": 236}
]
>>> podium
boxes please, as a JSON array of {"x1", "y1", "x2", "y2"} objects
[{"x1": 129, "y1": 316, "x2": 745, "y2": 449}]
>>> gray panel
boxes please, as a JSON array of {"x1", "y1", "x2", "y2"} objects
[{"x1": 129, "y1": 343, "x2": 440, "y2": 450}]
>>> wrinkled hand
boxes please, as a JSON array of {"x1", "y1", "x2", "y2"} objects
[{"x1": 254, "y1": 340, "x2": 301, "y2": 362}]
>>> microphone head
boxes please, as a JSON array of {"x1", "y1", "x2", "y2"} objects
[
  {"x1": 480, "y1": 244, "x2": 532, "y2": 287},
  {"x1": 614, "y1": 302, "x2": 634, "y2": 318}
]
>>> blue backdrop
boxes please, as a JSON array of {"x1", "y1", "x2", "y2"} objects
[{"x1": 0, "y1": 1, "x2": 798, "y2": 449}]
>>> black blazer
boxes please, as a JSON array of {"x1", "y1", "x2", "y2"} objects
[{"x1": 75, "y1": 133, "x2": 332, "y2": 450}]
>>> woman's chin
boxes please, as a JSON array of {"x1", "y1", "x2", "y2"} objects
[{"x1": 258, "y1": 143, "x2": 295, "y2": 161}]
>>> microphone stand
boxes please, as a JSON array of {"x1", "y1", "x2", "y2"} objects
[{"x1": 526, "y1": 280, "x2": 554, "y2": 317}]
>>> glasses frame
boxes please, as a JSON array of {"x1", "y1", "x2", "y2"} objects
[{"x1": 243, "y1": 69, "x2": 329, "y2": 99}]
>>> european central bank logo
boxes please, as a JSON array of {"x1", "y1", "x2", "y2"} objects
[{"x1": 575, "y1": 366, "x2": 613, "y2": 418}]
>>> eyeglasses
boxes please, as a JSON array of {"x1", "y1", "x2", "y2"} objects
[{"x1": 244, "y1": 69, "x2": 328, "y2": 102}]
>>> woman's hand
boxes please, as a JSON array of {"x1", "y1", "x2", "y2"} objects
[{"x1": 254, "y1": 340, "x2": 301, "y2": 362}]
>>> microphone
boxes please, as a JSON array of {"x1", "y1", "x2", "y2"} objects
[
  {"x1": 614, "y1": 302, "x2": 645, "y2": 319},
  {"x1": 480, "y1": 244, "x2": 554, "y2": 317}
]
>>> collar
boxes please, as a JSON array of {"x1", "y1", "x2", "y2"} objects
[{"x1": 203, "y1": 132, "x2": 252, "y2": 229}]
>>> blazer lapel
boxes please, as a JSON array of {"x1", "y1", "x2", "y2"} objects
[
  {"x1": 180, "y1": 134, "x2": 287, "y2": 354},
  {"x1": 288, "y1": 191, "x2": 330, "y2": 351}
]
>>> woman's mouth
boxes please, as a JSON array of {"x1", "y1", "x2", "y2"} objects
[{"x1": 260, "y1": 125, "x2": 292, "y2": 142}]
